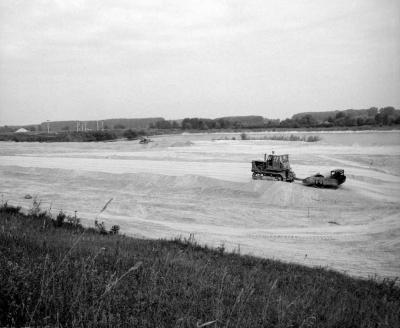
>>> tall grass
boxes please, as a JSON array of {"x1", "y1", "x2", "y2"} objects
[
  {"x1": 0, "y1": 204, "x2": 398, "y2": 327},
  {"x1": 240, "y1": 133, "x2": 321, "y2": 142}
]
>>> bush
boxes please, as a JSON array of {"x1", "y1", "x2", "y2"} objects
[
  {"x1": 123, "y1": 129, "x2": 138, "y2": 140},
  {"x1": 94, "y1": 220, "x2": 108, "y2": 235},
  {"x1": 0, "y1": 203, "x2": 21, "y2": 215},
  {"x1": 306, "y1": 135, "x2": 321, "y2": 142},
  {"x1": 240, "y1": 132, "x2": 248, "y2": 140},
  {"x1": 55, "y1": 211, "x2": 66, "y2": 227},
  {"x1": 110, "y1": 225, "x2": 120, "y2": 235}
]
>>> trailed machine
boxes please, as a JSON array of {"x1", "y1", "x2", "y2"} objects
[
  {"x1": 251, "y1": 152, "x2": 296, "y2": 182},
  {"x1": 302, "y1": 169, "x2": 346, "y2": 188}
]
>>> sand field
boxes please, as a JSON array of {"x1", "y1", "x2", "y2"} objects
[{"x1": 0, "y1": 131, "x2": 399, "y2": 279}]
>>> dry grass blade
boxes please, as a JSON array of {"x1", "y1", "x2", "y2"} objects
[
  {"x1": 99, "y1": 198, "x2": 113, "y2": 215},
  {"x1": 197, "y1": 319, "x2": 218, "y2": 327},
  {"x1": 101, "y1": 261, "x2": 143, "y2": 298}
]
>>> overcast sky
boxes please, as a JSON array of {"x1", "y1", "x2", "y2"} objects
[{"x1": 0, "y1": 0, "x2": 399, "y2": 125}]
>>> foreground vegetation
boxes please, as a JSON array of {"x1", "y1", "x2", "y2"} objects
[{"x1": 1, "y1": 204, "x2": 399, "y2": 327}]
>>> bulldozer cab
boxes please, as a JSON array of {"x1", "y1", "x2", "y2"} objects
[
  {"x1": 265, "y1": 154, "x2": 290, "y2": 169},
  {"x1": 330, "y1": 169, "x2": 346, "y2": 185},
  {"x1": 330, "y1": 169, "x2": 344, "y2": 177}
]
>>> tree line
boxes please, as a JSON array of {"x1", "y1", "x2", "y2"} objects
[
  {"x1": 1, "y1": 107, "x2": 399, "y2": 134},
  {"x1": 149, "y1": 107, "x2": 400, "y2": 130}
]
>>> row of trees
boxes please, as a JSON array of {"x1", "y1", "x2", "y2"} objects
[
  {"x1": 2, "y1": 107, "x2": 398, "y2": 134},
  {"x1": 280, "y1": 107, "x2": 399, "y2": 128},
  {"x1": 150, "y1": 118, "x2": 263, "y2": 131},
  {"x1": 148, "y1": 107, "x2": 399, "y2": 130}
]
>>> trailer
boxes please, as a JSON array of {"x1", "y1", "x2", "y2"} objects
[{"x1": 302, "y1": 169, "x2": 346, "y2": 188}]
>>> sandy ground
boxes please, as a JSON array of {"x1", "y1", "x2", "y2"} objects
[{"x1": 0, "y1": 131, "x2": 399, "y2": 279}]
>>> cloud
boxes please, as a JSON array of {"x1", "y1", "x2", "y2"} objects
[{"x1": 0, "y1": 0, "x2": 399, "y2": 124}]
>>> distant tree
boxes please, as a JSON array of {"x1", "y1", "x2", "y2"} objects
[
  {"x1": 123, "y1": 129, "x2": 138, "y2": 140},
  {"x1": 233, "y1": 121, "x2": 242, "y2": 129},
  {"x1": 172, "y1": 121, "x2": 180, "y2": 129},
  {"x1": 375, "y1": 113, "x2": 383, "y2": 125},
  {"x1": 367, "y1": 107, "x2": 378, "y2": 117},
  {"x1": 181, "y1": 118, "x2": 192, "y2": 130},
  {"x1": 344, "y1": 115, "x2": 356, "y2": 126},
  {"x1": 296, "y1": 114, "x2": 317, "y2": 127},
  {"x1": 279, "y1": 119, "x2": 294, "y2": 127},
  {"x1": 114, "y1": 124, "x2": 126, "y2": 129},
  {"x1": 216, "y1": 119, "x2": 229, "y2": 129},
  {"x1": 62, "y1": 126, "x2": 70, "y2": 131},
  {"x1": 365, "y1": 117, "x2": 376, "y2": 125},
  {"x1": 379, "y1": 106, "x2": 395, "y2": 116},
  {"x1": 155, "y1": 120, "x2": 172, "y2": 129},
  {"x1": 356, "y1": 117, "x2": 365, "y2": 126},
  {"x1": 199, "y1": 120, "x2": 209, "y2": 130},
  {"x1": 335, "y1": 112, "x2": 345, "y2": 119},
  {"x1": 379, "y1": 107, "x2": 396, "y2": 125}
]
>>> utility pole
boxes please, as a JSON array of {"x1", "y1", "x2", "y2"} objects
[
  {"x1": 46, "y1": 120, "x2": 50, "y2": 134},
  {"x1": 101, "y1": 121, "x2": 104, "y2": 131},
  {"x1": 96, "y1": 121, "x2": 99, "y2": 131}
]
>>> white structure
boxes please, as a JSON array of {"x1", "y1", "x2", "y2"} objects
[{"x1": 15, "y1": 128, "x2": 29, "y2": 133}]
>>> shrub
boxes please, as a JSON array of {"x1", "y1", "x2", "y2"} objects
[
  {"x1": 29, "y1": 198, "x2": 43, "y2": 217},
  {"x1": 0, "y1": 203, "x2": 21, "y2": 215},
  {"x1": 240, "y1": 132, "x2": 248, "y2": 140},
  {"x1": 123, "y1": 129, "x2": 138, "y2": 140},
  {"x1": 95, "y1": 220, "x2": 108, "y2": 235},
  {"x1": 110, "y1": 225, "x2": 120, "y2": 235},
  {"x1": 306, "y1": 135, "x2": 321, "y2": 142},
  {"x1": 67, "y1": 212, "x2": 81, "y2": 227},
  {"x1": 55, "y1": 211, "x2": 66, "y2": 227}
]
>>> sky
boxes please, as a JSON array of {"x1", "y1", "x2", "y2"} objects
[{"x1": 0, "y1": 0, "x2": 399, "y2": 125}]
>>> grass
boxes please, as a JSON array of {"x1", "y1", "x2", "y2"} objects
[
  {"x1": 240, "y1": 133, "x2": 321, "y2": 142},
  {"x1": 0, "y1": 203, "x2": 399, "y2": 327}
]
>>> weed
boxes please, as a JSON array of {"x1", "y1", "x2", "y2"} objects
[
  {"x1": 55, "y1": 211, "x2": 66, "y2": 227},
  {"x1": 110, "y1": 225, "x2": 120, "y2": 235}
]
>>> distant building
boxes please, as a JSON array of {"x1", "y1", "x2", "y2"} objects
[{"x1": 15, "y1": 128, "x2": 29, "y2": 133}]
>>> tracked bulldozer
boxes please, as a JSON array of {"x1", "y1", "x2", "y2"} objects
[
  {"x1": 251, "y1": 152, "x2": 346, "y2": 188},
  {"x1": 251, "y1": 152, "x2": 296, "y2": 182}
]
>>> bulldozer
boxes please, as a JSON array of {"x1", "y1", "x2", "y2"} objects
[
  {"x1": 251, "y1": 152, "x2": 346, "y2": 188},
  {"x1": 251, "y1": 152, "x2": 296, "y2": 182}
]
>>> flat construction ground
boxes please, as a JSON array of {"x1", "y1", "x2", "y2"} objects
[{"x1": 0, "y1": 131, "x2": 399, "y2": 279}]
